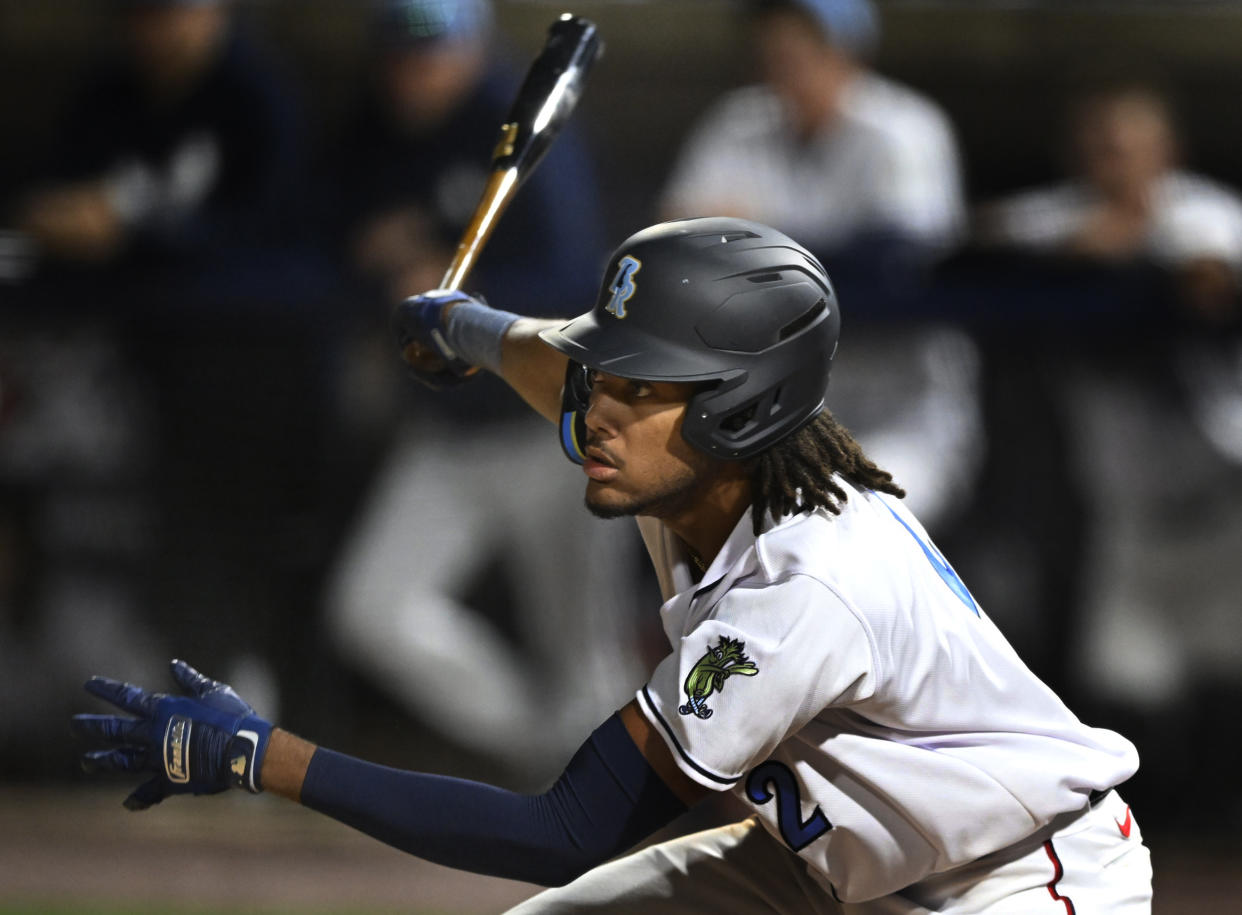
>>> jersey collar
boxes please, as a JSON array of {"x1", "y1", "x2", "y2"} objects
[{"x1": 689, "y1": 506, "x2": 779, "y2": 597}]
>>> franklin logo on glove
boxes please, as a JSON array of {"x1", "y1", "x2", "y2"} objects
[{"x1": 164, "y1": 716, "x2": 191, "y2": 784}]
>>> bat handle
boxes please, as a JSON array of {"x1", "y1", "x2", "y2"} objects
[{"x1": 439, "y1": 167, "x2": 521, "y2": 291}]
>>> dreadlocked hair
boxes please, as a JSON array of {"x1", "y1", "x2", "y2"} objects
[{"x1": 750, "y1": 410, "x2": 905, "y2": 535}]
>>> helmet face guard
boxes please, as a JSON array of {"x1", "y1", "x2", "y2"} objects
[{"x1": 545, "y1": 217, "x2": 841, "y2": 464}]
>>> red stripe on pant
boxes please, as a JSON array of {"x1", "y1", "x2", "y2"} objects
[{"x1": 1043, "y1": 839, "x2": 1077, "y2": 914}]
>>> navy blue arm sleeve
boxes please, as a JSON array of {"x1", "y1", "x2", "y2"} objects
[{"x1": 299, "y1": 712, "x2": 688, "y2": 887}]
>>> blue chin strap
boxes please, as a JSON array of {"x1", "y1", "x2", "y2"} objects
[{"x1": 558, "y1": 360, "x2": 591, "y2": 465}]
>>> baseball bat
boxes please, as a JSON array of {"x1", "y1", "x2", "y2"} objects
[{"x1": 439, "y1": 14, "x2": 603, "y2": 292}]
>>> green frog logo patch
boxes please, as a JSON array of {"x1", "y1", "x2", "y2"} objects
[{"x1": 679, "y1": 636, "x2": 759, "y2": 720}]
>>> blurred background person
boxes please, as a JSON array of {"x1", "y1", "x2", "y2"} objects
[
  {"x1": 978, "y1": 77, "x2": 1242, "y2": 833},
  {"x1": 14, "y1": 0, "x2": 307, "y2": 299},
  {"x1": 331, "y1": 0, "x2": 602, "y2": 309},
  {"x1": 980, "y1": 81, "x2": 1242, "y2": 315},
  {"x1": 0, "y1": 0, "x2": 322, "y2": 776},
  {"x1": 321, "y1": 0, "x2": 647, "y2": 784},
  {"x1": 662, "y1": 0, "x2": 962, "y2": 272},
  {"x1": 660, "y1": 0, "x2": 982, "y2": 539}
]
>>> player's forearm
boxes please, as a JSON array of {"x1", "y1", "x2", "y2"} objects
[
  {"x1": 499, "y1": 316, "x2": 569, "y2": 423},
  {"x1": 288, "y1": 713, "x2": 686, "y2": 887}
]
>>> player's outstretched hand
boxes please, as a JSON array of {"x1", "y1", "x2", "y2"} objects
[
  {"x1": 391, "y1": 288, "x2": 485, "y2": 390},
  {"x1": 71, "y1": 659, "x2": 272, "y2": 811}
]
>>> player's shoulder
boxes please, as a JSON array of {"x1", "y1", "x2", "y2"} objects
[
  {"x1": 1148, "y1": 171, "x2": 1242, "y2": 267},
  {"x1": 841, "y1": 72, "x2": 956, "y2": 140},
  {"x1": 752, "y1": 483, "x2": 896, "y2": 587},
  {"x1": 1159, "y1": 170, "x2": 1242, "y2": 214}
]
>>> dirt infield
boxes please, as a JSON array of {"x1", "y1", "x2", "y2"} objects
[{"x1": 2, "y1": 786, "x2": 1238, "y2": 914}]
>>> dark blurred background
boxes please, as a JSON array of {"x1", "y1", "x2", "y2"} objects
[{"x1": 2, "y1": 0, "x2": 1241, "y2": 911}]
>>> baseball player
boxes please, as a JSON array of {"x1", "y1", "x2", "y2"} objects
[{"x1": 74, "y1": 217, "x2": 1153, "y2": 912}]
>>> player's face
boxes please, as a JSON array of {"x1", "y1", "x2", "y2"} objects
[{"x1": 580, "y1": 372, "x2": 725, "y2": 522}]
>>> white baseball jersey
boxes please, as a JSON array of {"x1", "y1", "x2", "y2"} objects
[{"x1": 633, "y1": 483, "x2": 1138, "y2": 903}]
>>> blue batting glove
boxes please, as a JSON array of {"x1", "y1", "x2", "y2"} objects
[
  {"x1": 72, "y1": 659, "x2": 272, "y2": 811},
  {"x1": 391, "y1": 288, "x2": 484, "y2": 390}
]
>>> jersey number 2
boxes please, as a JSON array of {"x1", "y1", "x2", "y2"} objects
[{"x1": 745, "y1": 761, "x2": 832, "y2": 851}]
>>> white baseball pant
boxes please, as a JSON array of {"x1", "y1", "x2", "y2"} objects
[{"x1": 507, "y1": 790, "x2": 1152, "y2": 914}]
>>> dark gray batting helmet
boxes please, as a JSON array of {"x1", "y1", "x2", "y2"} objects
[{"x1": 540, "y1": 216, "x2": 840, "y2": 462}]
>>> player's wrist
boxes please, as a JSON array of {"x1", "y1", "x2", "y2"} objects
[
  {"x1": 441, "y1": 295, "x2": 520, "y2": 375},
  {"x1": 259, "y1": 728, "x2": 319, "y2": 802}
]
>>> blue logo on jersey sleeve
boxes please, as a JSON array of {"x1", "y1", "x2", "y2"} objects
[{"x1": 878, "y1": 498, "x2": 979, "y2": 616}]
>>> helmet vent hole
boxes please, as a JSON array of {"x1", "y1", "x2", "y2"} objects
[
  {"x1": 747, "y1": 272, "x2": 782, "y2": 284},
  {"x1": 779, "y1": 298, "x2": 827, "y2": 341},
  {"x1": 720, "y1": 231, "x2": 760, "y2": 243},
  {"x1": 720, "y1": 403, "x2": 758, "y2": 433}
]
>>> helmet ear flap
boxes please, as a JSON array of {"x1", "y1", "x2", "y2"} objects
[
  {"x1": 558, "y1": 360, "x2": 591, "y2": 464},
  {"x1": 685, "y1": 385, "x2": 784, "y2": 459},
  {"x1": 683, "y1": 364, "x2": 827, "y2": 460}
]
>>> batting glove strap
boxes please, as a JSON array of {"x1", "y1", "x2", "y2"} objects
[{"x1": 225, "y1": 717, "x2": 273, "y2": 794}]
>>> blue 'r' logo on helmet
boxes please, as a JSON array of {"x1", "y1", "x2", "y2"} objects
[{"x1": 604, "y1": 256, "x2": 641, "y2": 319}]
